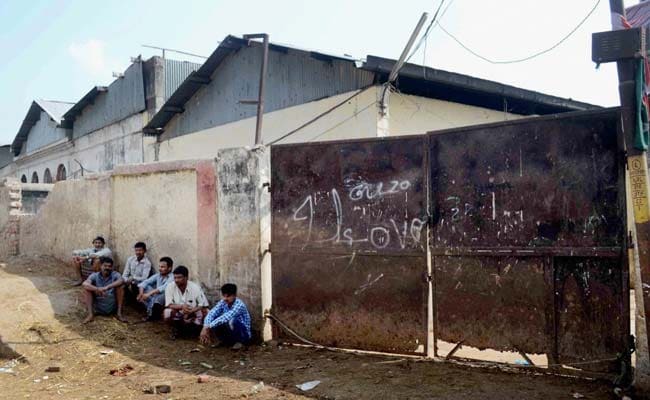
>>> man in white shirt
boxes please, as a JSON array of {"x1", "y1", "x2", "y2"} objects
[
  {"x1": 164, "y1": 265, "x2": 209, "y2": 339},
  {"x1": 122, "y1": 242, "x2": 153, "y2": 300},
  {"x1": 71, "y1": 236, "x2": 112, "y2": 286}
]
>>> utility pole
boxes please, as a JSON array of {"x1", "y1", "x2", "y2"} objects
[
  {"x1": 377, "y1": 12, "x2": 428, "y2": 137},
  {"x1": 604, "y1": 0, "x2": 650, "y2": 391}
]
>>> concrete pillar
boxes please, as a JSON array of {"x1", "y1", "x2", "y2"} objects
[
  {"x1": 377, "y1": 86, "x2": 391, "y2": 138},
  {"x1": 257, "y1": 147, "x2": 273, "y2": 341},
  {"x1": 1, "y1": 178, "x2": 22, "y2": 257}
]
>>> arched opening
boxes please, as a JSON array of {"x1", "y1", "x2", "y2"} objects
[
  {"x1": 20, "y1": 175, "x2": 27, "y2": 183},
  {"x1": 43, "y1": 168, "x2": 52, "y2": 183},
  {"x1": 56, "y1": 164, "x2": 66, "y2": 181},
  {"x1": 31, "y1": 172, "x2": 39, "y2": 183}
]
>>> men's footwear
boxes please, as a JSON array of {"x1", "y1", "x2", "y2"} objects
[
  {"x1": 170, "y1": 327, "x2": 179, "y2": 341},
  {"x1": 231, "y1": 342, "x2": 243, "y2": 350}
]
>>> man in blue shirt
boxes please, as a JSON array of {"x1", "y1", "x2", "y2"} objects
[
  {"x1": 200, "y1": 283, "x2": 251, "y2": 349},
  {"x1": 81, "y1": 257, "x2": 126, "y2": 324},
  {"x1": 137, "y1": 256, "x2": 173, "y2": 321}
]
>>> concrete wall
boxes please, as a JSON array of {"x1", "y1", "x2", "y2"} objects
[
  {"x1": 13, "y1": 113, "x2": 150, "y2": 182},
  {"x1": 215, "y1": 148, "x2": 266, "y2": 333},
  {"x1": 388, "y1": 91, "x2": 523, "y2": 135},
  {"x1": 0, "y1": 179, "x2": 21, "y2": 259},
  {"x1": 110, "y1": 162, "x2": 210, "y2": 284},
  {"x1": 12, "y1": 154, "x2": 267, "y2": 335},
  {"x1": 19, "y1": 176, "x2": 111, "y2": 263},
  {"x1": 150, "y1": 86, "x2": 522, "y2": 163},
  {"x1": 20, "y1": 183, "x2": 53, "y2": 215}
]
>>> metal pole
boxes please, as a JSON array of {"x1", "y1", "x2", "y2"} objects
[
  {"x1": 388, "y1": 12, "x2": 428, "y2": 83},
  {"x1": 608, "y1": 0, "x2": 650, "y2": 389},
  {"x1": 381, "y1": 13, "x2": 428, "y2": 116},
  {"x1": 243, "y1": 34, "x2": 270, "y2": 145}
]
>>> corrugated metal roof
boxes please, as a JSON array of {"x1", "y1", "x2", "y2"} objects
[
  {"x1": 143, "y1": 34, "x2": 600, "y2": 135},
  {"x1": 38, "y1": 100, "x2": 74, "y2": 123},
  {"x1": 362, "y1": 56, "x2": 598, "y2": 115},
  {"x1": 0, "y1": 145, "x2": 12, "y2": 168},
  {"x1": 143, "y1": 35, "x2": 371, "y2": 135},
  {"x1": 165, "y1": 59, "x2": 202, "y2": 100},
  {"x1": 626, "y1": 1, "x2": 650, "y2": 27},
  {"x1": 11, "y1": 99, "x2": 74, "y2": 156},
  {"x1": 61, "y1": 86, "x2": 108, "y2": 128}
]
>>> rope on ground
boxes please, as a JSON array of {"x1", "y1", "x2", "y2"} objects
[{"x1": 264, "y1": 312, "x2": 337, "y2": 352}]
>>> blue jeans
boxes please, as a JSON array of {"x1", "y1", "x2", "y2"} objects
[{"x1": 211, "y1": 320, "x2": 250, "y2": 345}]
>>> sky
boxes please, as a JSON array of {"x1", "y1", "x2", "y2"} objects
[{"x1": 0, "y1": 0, "x2": 639, "y2": 146}]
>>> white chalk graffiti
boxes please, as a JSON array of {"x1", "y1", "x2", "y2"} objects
[
  {"x1": 290, "y1": 182, "x2": 425, "y2": 250},
  {"x1": 354, "y1": 273, "x2": 385, "y2": 295},
  {"x1": 349, "y1": 180, "x2": 411, "y2": 201}
]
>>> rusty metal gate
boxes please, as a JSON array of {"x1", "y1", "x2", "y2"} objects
[{"x1": 271, "y1": 108, "x2": 629, "y2": 373}]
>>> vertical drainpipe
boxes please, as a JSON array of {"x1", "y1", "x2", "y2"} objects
[{"x1": 243, "y1": 34, "x2": 270, "y2": 145}]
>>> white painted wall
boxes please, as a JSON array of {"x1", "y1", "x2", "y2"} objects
[
  {"x1": 11, "y1": 113, "x2": 150, "y2": 182},
  {"x1": 150, "y1": 85, "x2": 523, "y2": 162}
]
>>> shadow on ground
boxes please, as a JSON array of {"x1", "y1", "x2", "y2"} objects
[{"x1": 0, "y1": 256, "x2": 619, "y2": 400}]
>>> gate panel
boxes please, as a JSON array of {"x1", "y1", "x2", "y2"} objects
[
  {"x1": 555, "y1": 257, "x2": 627, "y2": 371},
  {"x1": 429, "y1": 109, "x2": 627, "y2": 372},
  {"x1": 273, "y1": 252, "x2": 426, "y2": 352},
  {"x1": 435, "y1": 256, "x2": 552, "y2": 355},
  {"x1": 271, "y1": 137, "x2": 427, "y2": 353}
]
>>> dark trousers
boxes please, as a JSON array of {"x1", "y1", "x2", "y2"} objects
[{"x1": 211, "y1": 320, "x2": 250, "y2": 346}]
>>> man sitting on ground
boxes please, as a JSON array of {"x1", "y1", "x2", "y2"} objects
[
  {"x1": 122, "y1": 242, "x2": 153, "y2": 300},
  {"x1": 137, "y1": 256, "x2": 173, "y2": 321},
  {"x1": 72, "y1": 236, "x2": 112, "y2": 286},
  {"x1": 81, "y1": 256, "x2": 127, "y2": 323},
  {"x1": 164, "y1": 266, "x2": 209, "y2": 339},
  {"x1": 200, "y1": 283, "x2": 251, "y2": 350}
]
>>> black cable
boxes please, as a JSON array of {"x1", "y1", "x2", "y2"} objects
[
  {"x1": 438, "y1": 0, "x2": 601, "y2": 64},
  {"x1": 405, "y1": 0, "x2": 447, "y2": 64}
]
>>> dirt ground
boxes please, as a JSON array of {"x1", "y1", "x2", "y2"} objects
[{"x1": 0, "y1": 256, "x2": 620, "y2": 400}]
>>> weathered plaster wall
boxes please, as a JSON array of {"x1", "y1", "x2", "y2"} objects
[
  {"x1": 13, "y1": 113, "x2": 148, "y2": 182},
  {"x1": 0, "y1": 179, "x2": 21, "y2": 259},
  {"x1": 110, "y1": 165, "x2": 201, "y2": 280},
  {"x1": 151, "y1": 86, "x2": 524, "y2": 163},
  {"x1": 387, "y1": 91, "x2": 523, "y2": 135},
  {"x1": 215, "y1": 148, "x2": 265, "y2": 333},
  {"x1": 19, "y1": 176, "x2": 111, "y2": 262},
  {"x1": 151, "y1": 88, "x2": 378, "y2": 162},
  {"x1": 9, "y1": 153, "x2": 268, "y2": 336}
]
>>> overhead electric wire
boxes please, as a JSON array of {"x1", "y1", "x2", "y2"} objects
[
  {"x1": 405, "y1": 0, "x2": 447, "y2": 64},
  {"x1": 266, "y1": 86, "x2": 374, "y2": 146},
  {"x1": 438, "y1": 0, "x2": 601, "y2": 64}
]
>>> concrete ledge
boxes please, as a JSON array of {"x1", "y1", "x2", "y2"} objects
[
  {"x1": 20, "y1": 183, "x2": 54, "y2": 192},
  {"x1": 112, "y1": 159, "x2": 213, "y2": 176}
]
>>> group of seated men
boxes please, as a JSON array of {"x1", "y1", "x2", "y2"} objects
[{"x1": 72, "y1": 237, "x2": 251, "y2": 348}]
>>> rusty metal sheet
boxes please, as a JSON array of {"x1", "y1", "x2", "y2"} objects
[
  {"x1": 270, "y1": 137, "x2": 428, "y2": 353},
  {"x1": 272, "y1": 252, "x2": 427, "y2": 353},
  {"x1": 429, "y1": 109, "x2": 622, "y2": 251},
  {"x1": 271, "y1": 137, "x2": 427, "y2": 255},
  {"x1": 434, "y1": 256, "x2": 552, "y2": 355},
  {"x1": 555, "y1": 257, "x2": 628, "y2": 372}
]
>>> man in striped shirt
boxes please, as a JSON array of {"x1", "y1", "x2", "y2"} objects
[{"x1": 200, "y1": 283, "x2": 251, "y2": 350}]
